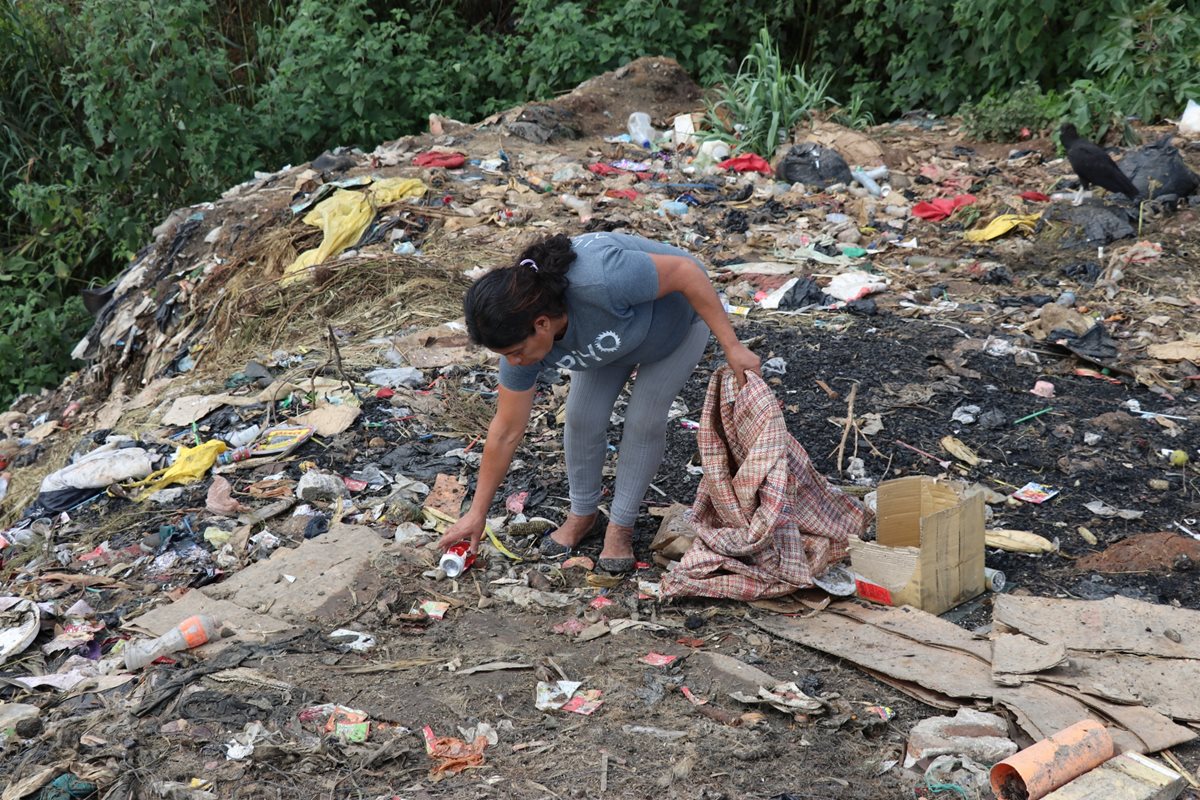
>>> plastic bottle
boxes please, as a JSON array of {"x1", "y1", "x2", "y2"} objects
[
  {"x1": 697, "y1": 140, "x2": 731, "y2": 164},
  {"x1": 225, "y1": 425, "x2": 261, "y2": 448},
  {"x1": 559, "y1": 194, "x2": 593, "y2": 222},
  {"x1": 627, "y1": 112, "x2": 656, "y2": 149},
  {"x1": 524, "y1": 172, "x2": 553, "y2": 193},
  {"x1": 217, "y1": 446, "x2": 253, "y2": 465},
  {"x1": 439, "y1": 540, "x2": 476, "y2": 578},
  {"x1": 123, "y1": 614, "x2": 221, "y2": 670}
]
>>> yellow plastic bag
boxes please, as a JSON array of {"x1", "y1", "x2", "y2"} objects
[
  {"x1": 370, "y1": 177, "x2": 427, "y2": 205},
  {"x1": 281, "y1": 190, "x2": 374, "y2": 285},
  {"x1": 963, "y1": 213, "x2": 1041, "y2": 242},
  {"x1": 281, "y1": 179, "x2": 427, "y2": 286},
  {"x1": 123, "y1": 440, "x2": 227, "y2": 501}
]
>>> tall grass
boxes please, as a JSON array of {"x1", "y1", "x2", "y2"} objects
[{"x1": 703, "y1": 27, "x2": 835, "y2": 157}]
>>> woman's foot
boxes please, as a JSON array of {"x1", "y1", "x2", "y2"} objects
[
  {"x1": 539, "y1": 511, "x2": 599, "y2": 557},
  {"x1": 596, "y1": 523, "x2": 636, "y2": 573}
]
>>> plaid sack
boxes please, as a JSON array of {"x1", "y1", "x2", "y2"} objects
[{"x1": 660, "y1": 367, "x2": 872, "y2": 600}]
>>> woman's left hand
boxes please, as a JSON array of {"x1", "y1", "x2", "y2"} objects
[{"x1": 725, "y1": 342, "x2": 761, "y2": 388}]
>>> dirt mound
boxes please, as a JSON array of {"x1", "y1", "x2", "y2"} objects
[
  {"x1": 1077, "y1": 531, "x2": 1200, "y2": 573},
  {"x1": 556, "y1": 56, "x2": 702, "y2": 137}
]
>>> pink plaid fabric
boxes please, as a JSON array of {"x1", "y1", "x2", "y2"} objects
[{"x1": 660, "y1": 368, "x2": 872, "y2": 600}]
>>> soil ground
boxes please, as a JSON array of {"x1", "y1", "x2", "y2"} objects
[{"x1": 3, "y1": 57, "x2": 1200, "y2": 800}]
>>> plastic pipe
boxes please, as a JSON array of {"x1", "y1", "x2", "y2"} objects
[{"x1": 990, "y1": 719, "x2": 1114, "y2": 800}]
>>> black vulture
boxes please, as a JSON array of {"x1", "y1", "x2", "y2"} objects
[{"x1": 1060, "y1": 124, "x2": 1140, "y2": 205}]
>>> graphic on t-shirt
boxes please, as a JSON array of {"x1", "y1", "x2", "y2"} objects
[
  {"x1": 554, "y1": 329, "x2": 623, "y2": 370},
  {"x1": 595, "y1": 330, "x2": 620, "y2": 352}
]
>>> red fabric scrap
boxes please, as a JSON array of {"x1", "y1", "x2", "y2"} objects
[
  {"x1": 587, "y1": 163, "x2": 622, "y2": 176},
  {"x1": 605, "y1": 188, "x2": 639, "y2": 201},
  {"x1": 912, "y1": 194, "x2": 976, "y2": 221},
  {"x1": 718, "y1": 153, "x2": 773, "y2": 176},
  {"x1": 413, "y1": 151, "x2": 466, "y2": 169},
  {"x1": 1019, "y1": 191, "x2": 1051, "y2": 202}
]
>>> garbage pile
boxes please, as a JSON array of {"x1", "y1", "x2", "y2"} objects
[{"x1": 2, "y1": 57, "x2": 1199, "y2": 798}]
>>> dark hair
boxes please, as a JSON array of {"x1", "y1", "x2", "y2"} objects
[{"x1": 463, "y1": 233, "x2": 576, "y2": 349}]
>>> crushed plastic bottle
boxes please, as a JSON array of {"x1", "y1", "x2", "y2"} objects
[
  {"x1": 627, "y1": 112, "x2": 656, "y2": 150},
  {"x1": 656, "y1": 200, "x2": 689, "y2": 217},
  {"x1": 439, "y1": 540, "x2": 476, "y2": 578},
  {"x1": 123, "y1": 614, "x2": 222, "y2": 670}
]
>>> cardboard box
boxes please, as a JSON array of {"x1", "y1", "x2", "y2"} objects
[
  {"x1": 1041, "y1": 752, "x2": 1185, "y2": 800},
  {"x1": 850, "y1": 476, "x2": 984, "y2": 615}
]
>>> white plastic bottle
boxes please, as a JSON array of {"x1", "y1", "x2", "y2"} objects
[
  {"x1": 124, "y1": 614, "x2": 222, "y2": 670},
  {"x1": 627, "y1": 112, "x2": 656, "y2": 149},
  {"x1": 559, "y1": 194, "x2": 593, "y2": 222}
]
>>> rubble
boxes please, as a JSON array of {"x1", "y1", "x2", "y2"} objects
[{"x1": 1, "y1": 55, "x2": 1199, "y2": 798}]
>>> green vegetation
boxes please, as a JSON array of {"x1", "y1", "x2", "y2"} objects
[
  {"x1": 703, "y1": 28, "x2": 835, "y2": 157},
  {"x1": 3, "y1": 0, "x2": 1199, "y2": 403},
  {"x1": 959, "y1": 82, "x2": 1063, "y2": 142}
]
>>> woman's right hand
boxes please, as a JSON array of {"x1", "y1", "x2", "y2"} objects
[{"x1": 437, "y1": 510, "x2": 486, "y2": 553}]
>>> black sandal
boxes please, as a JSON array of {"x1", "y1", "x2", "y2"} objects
[
  {"x1": 538, "y1": 514, "x2": 603, "y2": 558},
  {"x1": 595, "y1": 556, "x2": 636, "y2": 574}
]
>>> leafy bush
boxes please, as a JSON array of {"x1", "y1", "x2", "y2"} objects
[
  {"x1": 959, "y1": 82, "x2": 1064, "y2": 142},
  {"x1": 0, "y1": 254, "x2": 88, "y2": 397},
  {"x1": 1060, "y1": 80, "x2": 1138, "y2": 145},
  {"x1": 1086, "y1": 0, "x2": 1200, "y2": 125}
]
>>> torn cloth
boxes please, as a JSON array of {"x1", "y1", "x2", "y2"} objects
[{"x1": 660, "y1": 368, "x2": 871, "y2": 600}]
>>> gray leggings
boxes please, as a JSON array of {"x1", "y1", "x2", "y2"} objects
[{"x1": 563, "y1": 318, "x2": 711, "y2": 527}]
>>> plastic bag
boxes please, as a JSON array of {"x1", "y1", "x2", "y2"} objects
[
  {"x1": 775, "y1": 143, "x2": 853, "y2": 187},
  {"x1": 123, "y1": 440, "x2": 227, "y2": 502},
  {"x1": 1179, "y1": 99, "x2": 1200, "y2": 136}
]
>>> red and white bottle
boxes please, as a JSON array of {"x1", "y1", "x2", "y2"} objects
[{"x1": 439, "y1": 541, "x2": 476, "y2": 578}]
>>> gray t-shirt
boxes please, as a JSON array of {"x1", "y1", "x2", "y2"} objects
[{"x1": 498, "y1": 232, "x2": 703, "y2": 391}]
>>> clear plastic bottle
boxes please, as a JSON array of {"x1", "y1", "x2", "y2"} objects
[
  {"x1": 627, "y1": 112, "x2": 656, "y2": 149},
  {"x1": 559, "y1": 194, "x2": 593, "y2": 222},
  {"x1": 123, "y1": 614, "x2": 221, "y2": 670}
]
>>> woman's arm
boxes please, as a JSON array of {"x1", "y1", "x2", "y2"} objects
[
  {"x1": 437, "y1": 384, "x2": 536, "y2": 551},
  {"x1": 650, "y1": 254, "x2": 761, "y2": 386}
]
